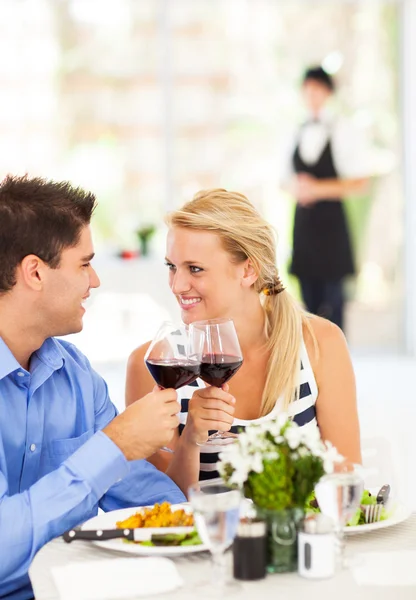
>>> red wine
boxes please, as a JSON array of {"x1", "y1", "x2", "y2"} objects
[
  {"x1": 199, "y1": 354, "x2": 243, "y2": 387},
  {"x1": 145, "y1": 358, "x2": 200, "y2": 389}
]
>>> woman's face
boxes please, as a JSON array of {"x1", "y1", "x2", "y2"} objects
[{"x1": 165, "y1": 226, "x2": 249, "y2": 325}]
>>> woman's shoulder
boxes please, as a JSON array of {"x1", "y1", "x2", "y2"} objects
[
  {"x1": 302, "y1": 315, "x2": 349, "y2": 372},
  {"x1": 127, "y1": 341, "x2": 152, "y2": 370}
]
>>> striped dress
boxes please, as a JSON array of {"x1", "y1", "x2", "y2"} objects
[{"x1": 177, "y1": 338, "x2": 319, "y2": 481}]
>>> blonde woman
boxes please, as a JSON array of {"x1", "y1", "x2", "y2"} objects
[{"x1": 126, "y1": 189, "x2": 361, "y2": 494}]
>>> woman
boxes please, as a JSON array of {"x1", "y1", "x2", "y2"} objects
[
  {"x1": 286, "y1": 66, "x2": 378, "y2": 331},
  {"x1": 126, "y1": 189, "x2": 361, "y2": 494}
]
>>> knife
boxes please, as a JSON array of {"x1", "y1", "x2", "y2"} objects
[
  {"x1": 63, "y1": 526, "x2": 194, "y2": 543},
  {"x1": 376, "y1": 484, "x2": 391, "y2": 505}
]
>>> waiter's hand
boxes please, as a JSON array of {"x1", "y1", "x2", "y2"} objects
[{"x1": 295, "y1": 173, "x2": 320, "y2": 205}]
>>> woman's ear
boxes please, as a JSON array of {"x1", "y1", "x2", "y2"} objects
[{"x1": 241, "y1": 259, "x2": 259, "y2": 289}]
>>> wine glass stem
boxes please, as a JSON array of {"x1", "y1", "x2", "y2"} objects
[
  {"x1": 210, "y1": 550, "x2": 227, "y2": 588},
  {"x1": 334, "y1": 524, "x2": 346, "y2": 568}
]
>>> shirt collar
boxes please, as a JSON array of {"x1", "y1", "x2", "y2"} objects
[
  {"x1": 0, "y1": 337, "x2": 21, "y2": 380},
  {"x1": 304, "y1": 106, "x2": 335, "y2": 126},
  {"x1": 33, "y1": 338, "x2": 66, "y2": 371},
  {"x1": 0, "y1": 336, "x2": 65, "y2": 381}
]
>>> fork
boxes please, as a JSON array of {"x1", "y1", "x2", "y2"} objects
[{"x1": 364, "y1": 503, "x2": 383, "y2": 524}]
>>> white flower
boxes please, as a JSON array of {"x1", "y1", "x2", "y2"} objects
[
  {"x1": 321, "y1": 443, "x2": 344, "y2": 473},
  {"x1": 251, "y1": 452, "x2": 264, "y2": 474},
  {"x1": 276, "y1": 412, "x2": 289, "y2": 429},
  {"x1": 217, "y1": 413, "x2": 344, "y2": 489},
  {"x1": 284, "y1": 425, "x2": 302, "y2": 449}
]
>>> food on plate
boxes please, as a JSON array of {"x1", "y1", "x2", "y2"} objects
[
  {"x1": 116, "y1": 502, "x2": 194, "y2": 529},
  {"x1": 115, "y1": 502, "x2": 201, "y2": 546},
  {"x1": 142, "y1": 531, "x2": 202, "y2": 547},
  {"x1": 305, "y1": 489, "x2": 390, "y2": 526}
]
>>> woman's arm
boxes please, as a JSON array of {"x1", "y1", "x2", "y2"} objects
[
  {"x1": 167, "y1": 386, "x2": 236, "y2": 495},
  {"x1": 125, "y1": 343, "x2": 154, "y2": 405},
  {"x1": 125, "y1": 343, "x2": 176, "y2": 471},
  {"x1": 295, "y1": 173, "x2": 369, "y2": 205},
  {"x1": 305, "y1": 317, "x2": 362, "y2": 465}
]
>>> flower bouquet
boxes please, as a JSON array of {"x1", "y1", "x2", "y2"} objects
[{"x1": 218, "y1": 415, "x2": 342, "y2": 573}]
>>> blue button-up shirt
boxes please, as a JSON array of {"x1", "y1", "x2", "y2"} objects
[{"x1": 0, "y1": 337, "x2": 185, "y2": 600}]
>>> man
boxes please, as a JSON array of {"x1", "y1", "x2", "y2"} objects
[
  {"x1": 0, "y1": 175, "x2": 184, "y2": 599},
  {"x1": 286, "y1": 66, "x2": 375, "y2": 331}
]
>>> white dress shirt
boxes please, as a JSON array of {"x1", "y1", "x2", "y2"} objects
[{"x1": 282, "y1": 108, "x2": 394, "y2": 181}]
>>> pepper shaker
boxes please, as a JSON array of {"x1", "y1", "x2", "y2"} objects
[{"x1": 233, "y1": 519, "x2": 267, "y2": 581}]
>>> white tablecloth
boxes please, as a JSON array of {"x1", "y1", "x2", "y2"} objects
[{"x1": 29, "y1": 514, "x2": 416, "y2": 600}]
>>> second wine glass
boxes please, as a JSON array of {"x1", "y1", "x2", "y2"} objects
[
  {"x1": 189, "y1": 318, "x2": 243, "y2": 445},
  {"x1": 144, "y1": 321, "x2": 204, "y2": 452}
]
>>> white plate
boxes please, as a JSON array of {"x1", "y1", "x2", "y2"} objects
[
  {"x1": 81, "y1": 504, "x2": 208, "y2": 556},
  {"x1": 345, "y1": 501, "x2": 412, "y2": 534}
]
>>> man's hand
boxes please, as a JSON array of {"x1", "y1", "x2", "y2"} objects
[
  {"x1": 182, "y1": 384, "x2": 236, "y2": 445},
  {"x1": 103, "y1": 388, "x2": 180, "y2": 460}
]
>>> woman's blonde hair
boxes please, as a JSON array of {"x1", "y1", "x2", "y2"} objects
[{"x1": 166, "y1": 188, "x2": 310, "y2": 415}]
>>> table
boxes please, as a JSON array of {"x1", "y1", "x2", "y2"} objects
[{"x1": 30, "y1": 515, "x2": 416, "y2": 599}]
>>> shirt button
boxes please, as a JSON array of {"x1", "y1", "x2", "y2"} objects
[
  {"x1": 17, "y1": 372, "x2": 25, "y2": 377},
  {"x1": 30, "y1": 444, "x2": 36, "y2": 452}
]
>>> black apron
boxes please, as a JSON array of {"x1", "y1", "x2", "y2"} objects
[{"x1": 290, "y1": 130, "x2": 355, "y2": 280}]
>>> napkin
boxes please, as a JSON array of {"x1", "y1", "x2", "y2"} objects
[
  {"x1": 52, "y1": 556, "x2": 183, "y2": 599},
  {"x1": 351, "y1": 551, "x2": 416, "y2": 586}
]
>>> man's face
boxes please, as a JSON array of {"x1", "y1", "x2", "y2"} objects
[
  {"x1": 40, "y1": 225, "x2": 100, "y2": 336},
  {"x1": 302, "y1": 79, "x2": 332, "y2": 115}
]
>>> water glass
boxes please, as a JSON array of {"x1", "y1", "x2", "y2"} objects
[
  {"x1": 188, "y1": 483, "x2": 241, "y2": 592},
  {"x1": 314, "y1": 472, "x2": 364, "y2": 567}
]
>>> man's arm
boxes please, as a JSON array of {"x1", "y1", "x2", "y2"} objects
[
  {"x1": 100, "y1": 458, "x2": 186, "y2": 512},
  {"x1": 1, "y1": 363, "x2": 181, "y2": 595},
  {"x1": 0, "y1": 431, "x2": 128, "y2": 589}
]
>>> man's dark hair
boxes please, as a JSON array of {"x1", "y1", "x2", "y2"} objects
[
  {"x1": 0, "y1": 175, "x2": 96, "y2": 293},
  {"x1": 302, "y1": 66, "x2": 335, "y2": 92}
]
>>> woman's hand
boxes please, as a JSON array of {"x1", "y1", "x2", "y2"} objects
[{"x1": 183, "y1": 384, "x2": 236, "y2": 445}]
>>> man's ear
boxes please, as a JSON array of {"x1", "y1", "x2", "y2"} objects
[
  {"x1": 241, "y1": 259, "x2": 259, "y2": 289},
  {"x1": 18, "y1": 255, "x2": 47, "y2": 291}
]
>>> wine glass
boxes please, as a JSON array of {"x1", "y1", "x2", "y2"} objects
[
  {"x1": 189, "y1": 318, "x2": 243, "y2": 445},
  {"x1": 189, "y1": 482, "x2": 241, "y2": 593},
  {"x1": 144, "y1": 321, "x2": 203, "y2": 452},
  {"x1": 314, "y1": 472, "x2": 364, "y2": 567}
]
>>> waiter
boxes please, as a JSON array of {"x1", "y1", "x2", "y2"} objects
[{"x1": 288, "y1": 66, "x2": 373, "y2": 331}]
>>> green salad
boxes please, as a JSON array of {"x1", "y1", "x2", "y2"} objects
[
  {"x1": 306, "y1": 489, "x2": 389, "y2": 526},
  {"x1": 124, "y1": 530, "x2": 202, "y2": 547},
  {"x1": 142, "y1": 531, "x2": 202, "y2": 547}
]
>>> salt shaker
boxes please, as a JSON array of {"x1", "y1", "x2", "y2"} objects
[
  {"x1": 233, "y1": 519, "x2": 267, "y2": 581},
  {"x1": 298, "y1": 514, "x2": 335, "y2": 579}
]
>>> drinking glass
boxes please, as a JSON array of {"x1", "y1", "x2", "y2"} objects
[
  {"x1": 144, "y1": 321, "x2": 203, "y2": 452},
  {"x1": 314, "y1": 472, "x2": 364, "y2": 567},
  {"x1": 189, "y1": 318, "x2": 243, "y2": 445},
  {"x1": 189, "y1": 483, "x2": 241, "y2": 593}
]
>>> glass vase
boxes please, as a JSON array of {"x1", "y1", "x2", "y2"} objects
[
  {"x1": 257, "y1": 507, "x2": 304, "y2": 573},
  {"x1": 138, "y1": 236, "x2": 149, "y2": 257}
]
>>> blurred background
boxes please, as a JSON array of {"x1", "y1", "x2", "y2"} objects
[{"x1": 1, "y1": 0, "x2": 415, "y2": 498}]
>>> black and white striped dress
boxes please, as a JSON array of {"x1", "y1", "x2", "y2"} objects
[{"x1": 177, "y1": 338, "x2": 319, "y2": 481}]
